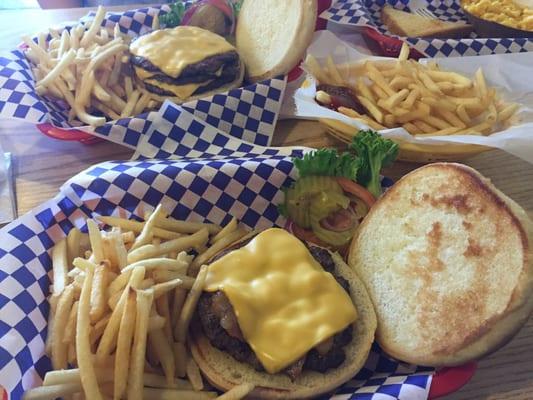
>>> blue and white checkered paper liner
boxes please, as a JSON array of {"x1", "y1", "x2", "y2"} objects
[
  {"x1": 321, "y1": 0, "x2": 533, "y2": 58},
  {"x1": 0, "y1": 130, "x2": 432, "y2": 399},
  {"x1": 0, "y1": 5, "x2": 286, "y2": 148},
  {"x1": 133, "y1": 100, "x2": 296, "y2": 161}
]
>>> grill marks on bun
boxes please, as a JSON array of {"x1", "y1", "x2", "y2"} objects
[{"x1": 349, "y1": 162, "x2": 533, "y2": 367}]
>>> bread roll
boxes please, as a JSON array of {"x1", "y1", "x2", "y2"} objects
[
  {"x1": 236, "y1": 0, "x2": 317, "y2": 82},
  {"x1": 349, "y1": 163, "x2": 533, "y2": 366}
]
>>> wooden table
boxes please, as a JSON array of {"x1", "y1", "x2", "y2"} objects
[{"x1": 1, "y1": 6, "x2": 532, "y2": 400}]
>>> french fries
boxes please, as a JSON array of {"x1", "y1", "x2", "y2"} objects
[
  {"x1": 306, "y1": 43, "x2": 519, "y2": 137},
  {"x1": 24, "y1": 6, "x2": 160, "y2": 127},
  {"x1": 127, "y1": 228, "x2": 209, "y2": 264},
  {"x1": 128, "y1": 288, "x2": 154, "y2": 400},
  {"x1": 114, "y1": 290, "x2": 136, "y2": 400},
  {"x1": 76, "y1": 259, "x2": 103, "y2": 400},
  {"x1": 89, "y1": 261, "x2": 110, "y2": 323},
  {"x1": 51, "y1": 285, "x2": 75, "y2": 370},
  {"x1": 25, "y1": 206, "x2": 249, "y2": 400},
  {"x1": 52, "y1": 238, "x2": 68, "y2": 295}
]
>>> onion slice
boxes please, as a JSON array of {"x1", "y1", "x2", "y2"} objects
[{"x1": 320, "y1": 207, "x2": 358, "y2": 232}]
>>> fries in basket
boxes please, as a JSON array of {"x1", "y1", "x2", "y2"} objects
[
  {"x1": 23, "y1": 6, "x2": 161, "y2": 127},
  {"x1": 305, "y1": 43, "x2": 520, "y2": 137},
  {"x1": 23, "y1": 207, "x2": 254, "y2": 400}
]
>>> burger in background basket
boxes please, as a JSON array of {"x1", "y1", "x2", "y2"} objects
[
  {"x1": 24, "y1": 0, "x2": 318, "y2": 128},
  {"x1": 129, "y1": 25, "x2": 245, "y2": 104}
]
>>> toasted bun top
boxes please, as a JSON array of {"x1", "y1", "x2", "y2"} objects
[
  {"x1": 236, "y1": 0, "x2": 317, "y2": 82},
  {"x1": 349, "y1": 162, "x2": 533, "y2": 366},
  {"x1": 190, "y1": 247, "x2": 377, "y2": 399}
]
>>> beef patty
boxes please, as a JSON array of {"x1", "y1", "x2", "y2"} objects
[
  {"x1": 131, "y1": 51, "x2": 241, "y2": 97},
  {"x1": 197, "y1": 245, "x2": 354, "y2": 381}
]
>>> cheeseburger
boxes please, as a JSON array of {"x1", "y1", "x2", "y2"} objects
[
  {"x1": 129, "y1": 26, "x2": 244, "y2": 103},
  {"x1": 190, "y1": 228, "x2": 377, "y2": 399}
]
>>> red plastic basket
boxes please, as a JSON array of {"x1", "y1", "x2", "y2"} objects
[
  {"x1": 430, "y1": 362, "x2": 477, "y2": 398},
  {"x1": 362, "y1": 26, "x2": 425, "y2": 59},
  {"x1": 36, "y1": 123, "x2": 102, "y2": 144}
]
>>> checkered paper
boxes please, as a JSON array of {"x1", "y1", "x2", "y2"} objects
[
  {"x1": 0, "y1": 5, "x2": 287, "y2": 148},
  {"x1": 0, "y1": 128, "x2": 432, "y2": 399},
  {"x1": 321, "y1": 0, "x2": 533, "y2": 58}
]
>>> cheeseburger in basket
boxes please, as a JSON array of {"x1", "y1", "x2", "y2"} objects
[{"x1": 130, "y1": 0, "x2": 318, "y2": 103}]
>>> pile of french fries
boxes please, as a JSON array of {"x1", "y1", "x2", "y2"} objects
[
  {"x1": 23, "y1": 6, "x2": 160, "y2": 127},
  {"x1": 306, "y1": 43, "x2": 520, "y2": 136},
  {"x1": 23, "y1": 205, "x2": 254, "y2": 400}
]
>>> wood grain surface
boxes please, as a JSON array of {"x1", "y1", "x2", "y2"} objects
[{"x1": 0, "y1": 6, "x2": 532, "y2": 400}]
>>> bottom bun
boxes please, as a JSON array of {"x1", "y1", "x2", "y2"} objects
[
  {"x1": 190, "y1": 251, "x2": 377, "y2": 399},
  {"x1": 137, "y1": 59, "x2": 245, "y2": 105}
]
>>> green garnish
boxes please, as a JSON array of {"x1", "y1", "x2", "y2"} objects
[
  {"x1": 231, "y1": 0, "x2": 244, "y2": 16},
  {"x1": 160, "y1": 1, "x2": 186, "y2": 28},
  {"x1": 290, "y1": 129, "x2": 398, "y2": 197},
  {"x1": 293, "y1": 149, "x2": 360, "y2": 180},
  {"x1": 277, "y1": 202, "x2": 288, "y2": 217},
  {"x1": 350, "y1": 130, "x2": 399, "y2": 198},
  {"x1": 281, "y1": 130, "x2": 398, "y2": 246}
]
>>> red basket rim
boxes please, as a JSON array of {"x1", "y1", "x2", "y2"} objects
[
  {"x1": 362, "y1": 27, "x2": 425, "y2": 59},
  {"x1": 430, "y1": 362, "x2": 477, "y2": 398},
  {"x1": 36, "y1": 123, "x2": 101, "y2": 144}
]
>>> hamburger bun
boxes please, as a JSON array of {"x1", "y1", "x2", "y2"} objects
[
  {"x1": 190, "y1": 241, "x2": 377, "y2": 399},
  {"x1": 349, "y1": 162, "x2": 533, "y2": 367},
  {"x1": 236, "y1": 0, "x2": 317, "y2": 82}
]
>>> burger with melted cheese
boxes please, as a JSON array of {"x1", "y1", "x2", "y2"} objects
[
  {"x1": 190, "y1": 228, "x2": 377, "y2": 399},
  {"x1": 129, "y1": 26, "x2": 244, "y2": 103}
]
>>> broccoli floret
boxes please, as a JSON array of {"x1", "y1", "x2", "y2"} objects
[{"x1": 351, "y1": 130, "x2": 398, "y2": 198}]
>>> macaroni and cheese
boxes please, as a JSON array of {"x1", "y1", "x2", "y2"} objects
[{"x1": 462, "y1": 0, "x2": 533, "y2": 31}]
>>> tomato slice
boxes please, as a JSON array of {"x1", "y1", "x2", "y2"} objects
[
  {"x1": 289, "y1": 221, "x2": 328, "y2": 247},
  {"x1": 335, "y1": 177, "x2": 376, "y2": 208}
]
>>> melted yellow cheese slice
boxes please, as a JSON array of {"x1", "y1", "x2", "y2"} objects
[
  {"x1": 130, "y1": 26, "x2": 235, "y2": 79},
  {"x1": 204, "y1": 228, "x2": 358, "y2": 373},
  {"x1": 144, "y1": 78, "x2": 211, "y2": 100},
  {"x1": 134, "y1": 66, "x2": 155, "y2": 81}
]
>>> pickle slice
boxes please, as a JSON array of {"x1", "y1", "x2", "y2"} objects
[
  {"x1": 308, "y1": 191, "x2": 358, "y2": 247},
  {"x1": 285, "y1": 185, "x2": 311, "y2": 228},
  {"x1": 284, "y1": 176, "x2": 343, "y2": 229}
]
